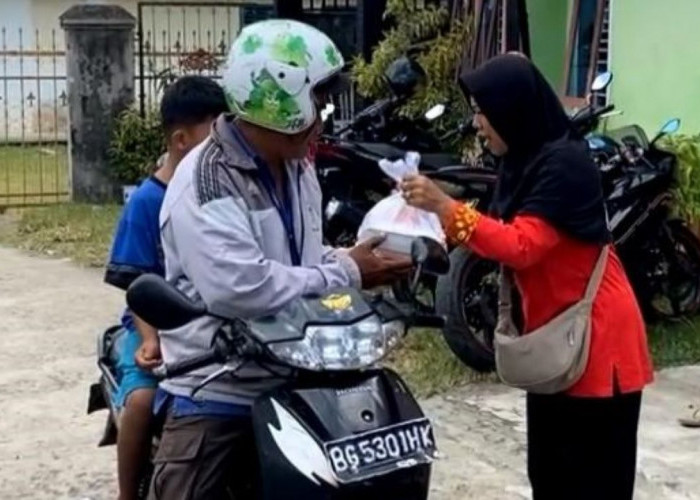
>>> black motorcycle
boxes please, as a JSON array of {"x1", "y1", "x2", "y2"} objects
[
  {"x1": 88, "y1": 237, "x2": 450, "y2": 499},
  {"x1": 437, "y1": 113, "x2": 700, "y2": 372},
  {"x1": 318, "y1": 55, "x2": 483, "y2": 249}
]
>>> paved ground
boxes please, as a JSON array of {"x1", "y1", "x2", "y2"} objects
[{"x1": 1, "y1": 246, "x2": 699, "y2": 499}]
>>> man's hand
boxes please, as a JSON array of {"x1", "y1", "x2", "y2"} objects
[
  {"x1": 349, "y1": 236, "x2": 413, "y2": 289},
  {"x1": 135, "y1": 339, "x2": 162, "y2": 371}
]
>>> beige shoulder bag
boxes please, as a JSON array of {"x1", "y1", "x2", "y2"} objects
[{"x1": 494, "y1": 246, "x2": 609, "y2": 394}]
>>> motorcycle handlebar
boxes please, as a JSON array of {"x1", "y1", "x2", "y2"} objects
[
  {"x1": 596, "y1": 104, "x2": 616, "y2": 116},
  {"x1": 153, "y1": 350, "x2": 218, "y2": 379},
  {"x1": 572, "y1": 104, "x2": 616, "y2": 132},
  {"x1": 349, "y1": 98, "x2": 395, "y2": 127}
]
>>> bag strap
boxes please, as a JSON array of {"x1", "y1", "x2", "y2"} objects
[
  {"x1": 498, "y1": 265, "x2": 513, "y2": 309},
  {"x1": 582, "y1": 245, "x2": 610, "y2": 303},
  {"x1": 499, "y1": 245, "x2": 609, "y2": 309}
]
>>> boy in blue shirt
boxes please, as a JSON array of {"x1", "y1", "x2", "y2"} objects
[{"x1": 104, "y1": 75, "x2": 229, "y2": 500}]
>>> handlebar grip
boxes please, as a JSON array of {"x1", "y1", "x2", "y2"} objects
[
  {"x1": 154, "y1": 350, "x2": 218, "y2": 379},
  {"x1": 598, "y1": 104, "x2": 615, "y2": 115}
]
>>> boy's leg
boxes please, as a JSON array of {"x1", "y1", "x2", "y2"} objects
[
  {"x1": 118, "y1": 388, "x2": 156, "y2": 500},
  {"x1": 114, "y1": 329, "x2": 159, "y2": 500}
]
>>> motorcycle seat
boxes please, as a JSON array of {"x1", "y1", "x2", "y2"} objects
[
  {"x1": 353, "y1": 142, "x2": 461, "y2": 170},
  {"x1": 355, "y1": 142, "x2": 408, "y2": 160},
  {"x1": 420, "y1": 153, "x2": 463, "y2": 170}
]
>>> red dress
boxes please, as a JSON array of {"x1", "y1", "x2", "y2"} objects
[{"x1": 442, "y1": 201, "x2": 654, "y2": 397}]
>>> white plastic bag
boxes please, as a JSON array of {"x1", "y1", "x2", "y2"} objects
[{"x1": 357, "y1": 152, "x2": 446, "y2": 254}]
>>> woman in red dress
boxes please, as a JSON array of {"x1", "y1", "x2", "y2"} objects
[{"x1": 401, "y1": 54, "x2": 653, "y2": 499}]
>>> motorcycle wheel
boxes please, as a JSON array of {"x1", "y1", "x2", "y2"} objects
[
  {"x1": 435, "y1": 247, "x2": 499, "y2": 372},
  {"x1": 647, "y1": 221, "x2": 700, "y2": 320}
]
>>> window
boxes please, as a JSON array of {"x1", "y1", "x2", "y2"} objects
[{"x1": 563, "y1": 0, "x2": 610, "y2": 106}]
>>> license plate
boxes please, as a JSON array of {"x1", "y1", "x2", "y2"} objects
[{"x1": 323, "y1": 418, "x2": 436, "y2": 483}]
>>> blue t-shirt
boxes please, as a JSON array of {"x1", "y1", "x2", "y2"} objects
[{"x1": 105, "y1": 176, "x2": 167, "y2": 330}]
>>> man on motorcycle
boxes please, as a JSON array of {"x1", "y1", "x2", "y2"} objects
[
  {"x1": 151, "y1": 20, "x2": 410, "y2": 500},
  {"x1": 104, "y1": 75, "x2": 229, "y2": 500}
]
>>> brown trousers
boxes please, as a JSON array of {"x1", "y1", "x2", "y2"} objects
[{"x1": 148, "y1": 410, "x2": 258, "y2": 500}]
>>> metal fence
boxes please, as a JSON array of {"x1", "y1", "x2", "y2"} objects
[
  {"x1": 0, "y1": 27, "x2": 70, "y2": 208},
  {"x1": 136, "y1": 1, "x2": 277, "y2": 116},
  {"x1": 136, "y1": 1, "x2": 363, "y2": 125}
]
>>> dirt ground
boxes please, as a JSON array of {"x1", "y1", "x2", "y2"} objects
[{"x1": 1, "y1": 246, "x2": 700, "y2": 500}]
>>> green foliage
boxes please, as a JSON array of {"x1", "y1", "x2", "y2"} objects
[
  {"x1": 0, "y1": 203, "x2": 121, "y2": 267},
  {"x1": 108, "y1": 107, "x2": 165, "y2": 185},
  {"x1": 352, "y1": 0, "x2": 472, "y2": 153},
  {"x1": 661, "y1": 134, "x2": 700, "y2": 222}
]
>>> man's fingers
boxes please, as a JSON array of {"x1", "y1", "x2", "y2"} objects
[{"x1": 359, "y1": 234, "x2": 386, "y2": 250}]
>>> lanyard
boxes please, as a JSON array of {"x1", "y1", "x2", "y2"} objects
[{"x1": 229, "y1": 124, "x2": 302, "y2": 266}]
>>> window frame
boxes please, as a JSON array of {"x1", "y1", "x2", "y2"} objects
[{"x1": 561, "y1": 0, "x2": 607, "y2": 108}]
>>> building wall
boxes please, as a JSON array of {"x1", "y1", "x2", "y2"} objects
[
  {"x1": 526, "y1": 0, "x2": 570, "y2": 91},
  {"x1": 608, "y1": 0, "x2": 700, "y2": 135}
]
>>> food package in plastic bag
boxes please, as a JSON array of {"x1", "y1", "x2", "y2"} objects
[{"x1": 357, "y1": 151, "x2": 446, "y2": 254}]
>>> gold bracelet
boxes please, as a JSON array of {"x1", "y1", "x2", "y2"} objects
[{"x1": 446, "y1": 202, "x2": 481, "y2": 245}]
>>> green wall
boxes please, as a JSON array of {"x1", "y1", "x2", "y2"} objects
[
  {"x1": 609, "y1": 0, "x2": 700, "y2": 135},
  {"x1": 526, "y1": 0, "x2": 569, "y2": 91}
]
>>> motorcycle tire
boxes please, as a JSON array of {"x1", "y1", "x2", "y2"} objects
[
  {"x1": 435, "y1": 247, "x2": 499, "y2": 373},
  {"x1": 646, "y1": 220, "x2": 700, "y2": 320}
]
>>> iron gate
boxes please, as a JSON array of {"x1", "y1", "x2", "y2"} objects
[
  {"x1": 0, "y1": 27, "x2": 70, "y2": 208},
  {"x1": 136, "y1": 1, "x2": 277, "y2": 116},
  {"x1": 135, "y1": 1, "x2": 361, "y2": 123},
  {"x1": 134, "y1": 1, "x2": 461, "y2": 124}
]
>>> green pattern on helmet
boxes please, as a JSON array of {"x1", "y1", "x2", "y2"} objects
[
  {"x1": 272, "y1": 34, "x2": 311, "y2": 68},
  {"x1": 242, "y1": 34, "x2": 263, "y2": 54},
  {"x1": 241, "y1": 69, "x2": 302, "y2": 128},
  {"x1": 325, "y1": 45, "x2": 341, "y2": 67}
]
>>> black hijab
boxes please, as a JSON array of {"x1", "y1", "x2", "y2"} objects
[{"x1": 459, "y1": 54, "x2": 610, "y2": 244}]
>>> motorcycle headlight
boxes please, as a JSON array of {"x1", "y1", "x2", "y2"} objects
[{"x1": 268, "y1": 318, "x2": 406, "y2": 371}]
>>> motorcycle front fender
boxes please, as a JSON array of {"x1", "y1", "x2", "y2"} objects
[{"x1": 251, "y1": 369, "x2": 431, "y2": 499}]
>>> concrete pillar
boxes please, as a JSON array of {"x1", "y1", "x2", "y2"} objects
[{"x1": 60, "y1": 5, "x2": 135, "y2": 203}]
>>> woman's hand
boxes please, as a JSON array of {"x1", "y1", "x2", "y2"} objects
[{"x1": 400, "y1": 174, "x2": 454, "y2": 218}]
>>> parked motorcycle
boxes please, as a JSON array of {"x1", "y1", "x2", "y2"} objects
[
  {"x1": 437, "y1": 110, "x2": 700, "y2": 372},
  {"x1": 318, "y1": 55, "x2": 484, "y2": 250},
  {"x1": 335, "y1": 56, "x2": 449, "y2": 153},
  {"x1": 88, "y1": 237, "x2": 450, "y2": 499}
]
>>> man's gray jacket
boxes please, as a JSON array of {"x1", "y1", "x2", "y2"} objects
[{"x1": 158, "y1": 114, "x2": 361, "y2": 406}]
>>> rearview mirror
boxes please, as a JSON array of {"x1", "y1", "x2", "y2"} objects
[
  {"x1": 660, "y1": 118, "x2": 681, "y2": 135},
  {"x1": 411, "y1": 237, "x2": 450, "y2": 275},
  {"x1": 591, "y1": 71, "x2": 613, "y2": 92},
  {"x1": 425, "y1": 104, "x2": 446, "y2": 122},
  {"x1": 126, "y1": 274, "x2": 207, "y2": 330},
  {"x1": 651, "y1": 117, "x2": 681, "y2": 145}
]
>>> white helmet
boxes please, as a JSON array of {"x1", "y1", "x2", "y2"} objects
[{"x1": 222, "y1": 19, "x2": 346, "y2": 135}]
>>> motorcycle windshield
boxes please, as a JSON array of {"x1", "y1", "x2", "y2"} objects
[
  {"x1": 606, "y1": 125, "x2": 649, "y2": 151},
  {"x1": 247, "y1": 288, "x2": 374, "y2": 345}
]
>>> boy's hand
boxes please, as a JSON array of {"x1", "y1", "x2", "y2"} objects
[{"x1": 135, "y1": 339, "x2": 162, "y2": 371}]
